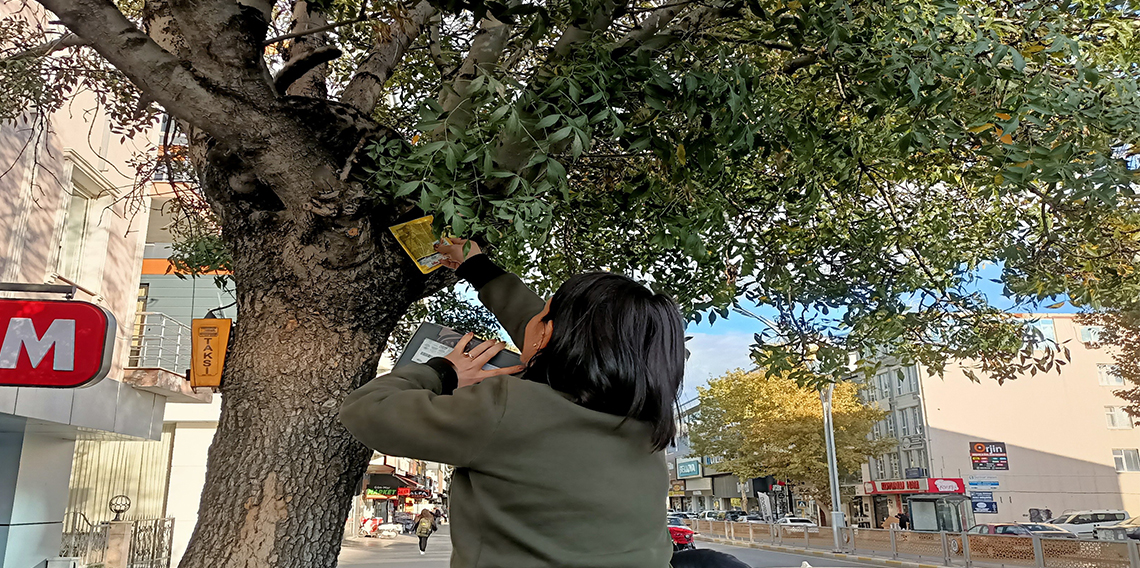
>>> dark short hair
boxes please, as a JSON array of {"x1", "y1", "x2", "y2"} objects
[{"x1": 525, "y1": 272, "x2": 685, "y2": 451}]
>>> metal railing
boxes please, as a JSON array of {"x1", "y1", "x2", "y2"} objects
[
  {"x1": 128, "y1": 312, "x2": 190, "y2": 373},
  {"x1": 60, "y1": 512, "x2": 109, "y2": 568},
  {"x1": 686, "y1": 520, "x2": 1139, "y2": 568},
  {"x1": 128, "y1": 518, "x2": 175, "y2": 568}
]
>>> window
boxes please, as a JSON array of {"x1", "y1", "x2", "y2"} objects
[
  {"x1": 877, "y1": 373, "x2": 893, "y2": 399},
  {"x1": 1080, "y1": 326, "x2": 1105, "y2": 344},
  {"x1": 886, "y1": 415, "x2": 896, "y2": 437},
  {"x1": 1099, "y1": 364, "x2": 1125, "y2": 386},
  {"x1": 912, "y1": 407, "x2": 925, "y2": 434},
  {"x1": 1107, "y1": 407, "x2": 1134, "y2": 429},
  {"x1": 875, "y1": 458, "x2": 885, "y2": 479},
  {"x1": 1114, "y1": 449, "x2": 1140, "y2": 472},
  {"x1": 899, "y1": 410, "x2": 911, "y2": 436},
  {"x1": 57, "y1": 189, "x2": 93, "y2": 281},
  {"x1": 1026, "y1": 319, "x2": 1056, "y2": 343},
  {"x1": 55, "y1": 162, "x2": 109, "y2": 290},
  {"x1": 888, "y1": 453, "x2": 900, "y2": 478},
  {"x1": 907, "y1": 367, "x2": 919, "y2": 394}
]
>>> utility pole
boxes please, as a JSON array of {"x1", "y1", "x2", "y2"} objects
[{"x1": 821, "y1": 383, "x2": 845, "y2": 551}]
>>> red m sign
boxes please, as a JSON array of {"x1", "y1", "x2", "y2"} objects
[{"x1": 0, "y1": 299, "x2": 115, "y2": 388}]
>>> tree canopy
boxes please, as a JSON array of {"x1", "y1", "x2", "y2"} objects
[
  {"x1": 2, "y1": 0, "x2": 1140, "y2": 564},
  {"x1": 3, "y1": 0, "x2": 1138, "y2": 386},
  {"x1": 688, "y1": 369, "x2": 892, "y2": 507}
]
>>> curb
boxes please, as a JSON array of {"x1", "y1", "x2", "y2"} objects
[{"x1": 695, "y1": 536, "x2": 943, "y2": 568}]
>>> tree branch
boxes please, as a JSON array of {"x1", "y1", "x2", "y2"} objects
[
  {"x1": 435, "y1": 12, "x2": 513, "y2": 123},
  {"x1": 34, "y1": 0, "x2": 248, "y2": 143},
  {"x1": 264, "y1": 10, "x2": 376, "y2": 46},
  {"x1": 339, "y1": 0, "x2": 436, "y2": 114},
  {"x1": 2, "y1": 33, "x2": 87, "y2": 62}
]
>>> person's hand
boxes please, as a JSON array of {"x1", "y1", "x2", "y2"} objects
[
  {"x1": 444, "y1": 333, "x2": 525, "y2": 388},
  {"x1": 434, "y1": 238, "x2": 482, "y2": 270}
]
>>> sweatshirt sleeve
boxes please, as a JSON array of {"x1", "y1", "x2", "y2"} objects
[
  {"x1": 339, "y1": 363, "x2": 510, "y2": 468},
  {"x1": 456, "y1": 255, "x2": 546, "y2": 348}
]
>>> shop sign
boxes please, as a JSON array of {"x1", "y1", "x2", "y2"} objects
[
  {"x1": 366, "y1": 487, "x2": 398, "y2": 498},
  {"x1": 973, "y1": 501, "x2": 998, "y2": 514},
  {"x1": 191, "y1": 318, "x2": 232, "y2": 388},
  {"x1": 409, "y1": 489, "x2": 432, "y2": 499},
  {"x1": 970, "y1": 441, "x2": 1009, "y2": 471},
  {"x1": 397, "y1": 487, "x2": 411, "y2": 496},
  {"x1": 677, "y1": 458, "x2": 702, "y2": 479},
  {"x1": 862, "y1": 478, "x2": 965, "y2": 495},
  {"x1": 970, "y1": 491, "x2": 993, "y2": 501},
  {"x1": 0, "y1": 299, "x2": 115, "y2": 388},
  {"x1": 669, "y1": 482, "x2": 685, "y2": 497}
]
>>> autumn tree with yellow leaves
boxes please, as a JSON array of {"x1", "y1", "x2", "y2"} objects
[{"x1": 689, "y1": 369, "x2": 894, "y2": 509}]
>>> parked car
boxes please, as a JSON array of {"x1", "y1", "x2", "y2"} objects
[
  {"x1": 672, "y1": 512, "x2": 698, "y2": 520},
  {"x1": 668, "y1": 516, "x2": 698, "y2": 551},
  {"x1": 742, "y1": 514, "x2": 770, "y2": 523},
  {"x1": 966, "y1": 523, "x2": 1076, "y2": 539},
  {"x1": 958, "y1": 523, "x2": 1079, "y2": 559},
  {"x1": 1048, "y1": 511, "x2": 1128, "y2": 538},
  {"x1": 1095, "y1": 517, "x2": 1140, "y2": 541},
  {"x1": 775, "y1": 517, "x2": 818, "y2": 527},
  {"x1": 724, "y1": 511, "x2": 748, "y2": 522},
  {"x1": 699, "y1": 511, "x2": 725, "y2": 521}
]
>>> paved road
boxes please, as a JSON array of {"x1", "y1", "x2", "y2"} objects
[{"x1": 338, "y1": 526, "x2": 873, "y2": 567}]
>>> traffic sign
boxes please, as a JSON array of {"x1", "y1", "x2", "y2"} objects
[{"x1": 0, "y1": 299, "x2": 115, "y2": 388}]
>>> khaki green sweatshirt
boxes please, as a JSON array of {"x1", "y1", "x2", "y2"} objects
[{"x1": 340, "y1": 264, "x2": 672, "y2": 568}]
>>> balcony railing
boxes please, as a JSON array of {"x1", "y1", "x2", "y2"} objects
[{"x1": 128, "y1": 312, "x2": 191, "y2": 374}]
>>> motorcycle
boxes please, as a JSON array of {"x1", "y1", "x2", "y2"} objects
[
  {"x1": 358, "y1": 517, "x2": 402, "y2": 539},
  {"x1": 669, "y1": 524, "x2": 697, "y2": 552}
]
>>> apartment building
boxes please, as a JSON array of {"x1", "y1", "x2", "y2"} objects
[{"x1": 856, "y1": 314, "x2": 1140, "y2": 528}]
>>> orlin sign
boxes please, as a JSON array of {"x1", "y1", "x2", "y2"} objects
[{"x1": 0, "y1": 299, "x2": 115, "y2": 388}]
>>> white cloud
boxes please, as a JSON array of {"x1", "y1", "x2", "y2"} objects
[{"x1": 681, "y1": 332, "x2": 756, "y2": 403}]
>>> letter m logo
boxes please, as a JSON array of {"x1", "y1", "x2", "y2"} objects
[{"x1": 0, "y1": 318, "x2": 76, "y2": 371}]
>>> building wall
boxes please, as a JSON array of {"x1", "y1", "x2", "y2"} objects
[
  {"x1": 64, "y1": 425, "x2": 176, "y2": 525},
  {"x1": 919, "y1": 315, "x2": 1140, "y2": 522}
]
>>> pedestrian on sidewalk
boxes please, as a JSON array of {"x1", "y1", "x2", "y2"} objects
[
  {"x1": 897, "y1": 507, "x2": 910, "y2": 530},
  {"x1": 413, "y1": 508, "x2": 437, "y2": 555},
  {"x1": 340, "y1": 238, "x2": 695, "y2": 568}
]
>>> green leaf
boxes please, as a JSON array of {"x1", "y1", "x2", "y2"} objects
[{"x1": 535, "y1": 114, "x2": 561, "y2": 129}]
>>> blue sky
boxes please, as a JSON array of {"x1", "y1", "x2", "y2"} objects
[{"x1": 680, "y1": 262, "x2": 1080, "y2": 403}]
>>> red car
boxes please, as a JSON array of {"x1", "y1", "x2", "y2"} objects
[{"x1": 669, "y1": 517, "x2": 697, "y2": 551}]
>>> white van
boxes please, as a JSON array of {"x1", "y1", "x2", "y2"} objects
[{"x1": 1048, "y1": 511, "x2": 1129, "y2": 538}]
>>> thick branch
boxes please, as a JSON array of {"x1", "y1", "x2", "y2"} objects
[
  {"x1": 280, "y1": 0, "x2": 333, "y2": 98},
  {"x1": 550, "y1": 0, "x2": 623, "y2": 58},
  {"x1": 35, "y1": 0, "x2": 246, "y2": 142},
  {"x1": 437, "y1": 13, "x2": 513, "y2": 122},
  {"x1": 340, "y1": 0, "x2": 436, "y2": 113}
]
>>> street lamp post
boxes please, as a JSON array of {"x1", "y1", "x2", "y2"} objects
[{"x1": 821, "y1": 383, "x2": 845, "y2": 551}]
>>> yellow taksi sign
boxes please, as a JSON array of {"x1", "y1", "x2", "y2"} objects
[{"x1": 191, "y1": 318, "x2": 232, "y2": 388}]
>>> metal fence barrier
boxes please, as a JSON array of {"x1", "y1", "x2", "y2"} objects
[{"x1": 683, "y1": 520, "x2": 1140, "y2": 568}]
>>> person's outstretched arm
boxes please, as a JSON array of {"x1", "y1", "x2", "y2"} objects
[
  {"x1": 435, "y1": 239, "x2": 546, "y2": 348},
  {"x1": 339, "y1": 334, "x2": 522, "y2": 467}
]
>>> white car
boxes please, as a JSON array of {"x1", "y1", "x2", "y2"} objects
[
  {"x1": 1048, "y1": 511, "x2": 1128, "y2": 538},
  {"x1": 775, "y1": 517, "x2": 818, "y2": 527}
]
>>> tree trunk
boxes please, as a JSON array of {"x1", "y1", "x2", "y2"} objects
[{"x1": 177, "y1": 184, "x2": 422, "y2": 568}]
